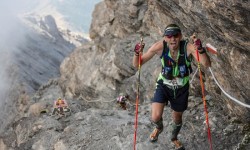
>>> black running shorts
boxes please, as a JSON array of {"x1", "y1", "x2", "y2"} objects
[{"x1": 152, "y1": 79, "x2": 189, "y2": 112}]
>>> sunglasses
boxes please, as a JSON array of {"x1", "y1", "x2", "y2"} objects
[{"x1": 166, "y1": 33, "x2": 180, "y2": 38}]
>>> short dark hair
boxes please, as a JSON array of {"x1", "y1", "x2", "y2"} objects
[{"x1": 165, "y1": 24, "x2": 181, "y2": 29}]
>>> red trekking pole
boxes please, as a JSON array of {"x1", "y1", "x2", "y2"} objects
[
  {"x1": 133, "y1": 37, "x2": 144, "y2": 150},
  {"x1": 196, "y1": 48, "x2": 213, "y2": 150}
]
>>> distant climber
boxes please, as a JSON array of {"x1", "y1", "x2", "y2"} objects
[
  {"x1": 52, "y1": 97, "x2": 71, "y2": 116},
  {"x1": 116, "y1": 93, "x2": 129, "y2": 110}
]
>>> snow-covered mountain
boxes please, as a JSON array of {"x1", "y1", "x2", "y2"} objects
[{"x1": 21, "y1": 0, "x2": 102, "y2": 41}]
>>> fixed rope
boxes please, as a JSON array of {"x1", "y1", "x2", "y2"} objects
[
  {"x1": 209, "y1": 67, "x2": 250, "y2": 108},
  {"x1": 190, "y1": 68, "x2": 198, "y2": 84},
  {"x1": 192, "y1": 43, "x2": 249, "y2": 108},
  {"x1": 79, "y1": 95, "x2": 115, "y2": 103}
]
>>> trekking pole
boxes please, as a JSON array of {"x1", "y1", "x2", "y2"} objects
[
  {"x1": 195, "y1": 49, "x2": 213, "y2": 150},
  {"x1": 133, "y1": 37, "x2": 144, "y2": 150}
]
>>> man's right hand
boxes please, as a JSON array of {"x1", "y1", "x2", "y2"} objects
[{"x1": 134, "y1": 43, "x2": 145, "y2": 55}]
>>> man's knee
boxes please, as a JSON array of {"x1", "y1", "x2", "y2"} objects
[
  {"x1": 151, "y1": 103, "x2": 165, "y2": 122},
  {"x1": 172, "y1": 111, "x2": 183, "y2": 124},
  {"x1": 151, "y1": 114, "x2": 163, "y2": 122}
]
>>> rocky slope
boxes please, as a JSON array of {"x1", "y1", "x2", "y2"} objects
[{"x1": 0, "y1": 0, "x2": 249, "y2": 150}]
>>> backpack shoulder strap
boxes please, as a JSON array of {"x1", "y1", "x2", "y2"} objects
[
  {"x1": 178, "y1": 40, "x2": 187, "y2": 65},
  {"x1": 161, "y1": 40, "x2": 168, "y2": 58}
]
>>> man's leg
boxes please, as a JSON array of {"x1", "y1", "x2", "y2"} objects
[
  {"x1": 171, "y1": 111, "x2": 183, "y2": 140},
  {"x1": 171, "y1": 110, "x2": 185, "y2": 150},
  {"x1": 150, "y1": 102, "x2": 165, "y2": 142}
]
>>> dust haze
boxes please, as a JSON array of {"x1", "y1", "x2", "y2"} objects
[{"x1": 0, "y1": 0, "x2": 35, "y2": 109}]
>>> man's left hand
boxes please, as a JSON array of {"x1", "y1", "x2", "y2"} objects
[{"x1": 194, "y1": 39, "x2": 202, "y2": 50}]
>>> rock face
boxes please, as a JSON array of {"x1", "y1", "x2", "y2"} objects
[
  {"x1": 1, "y1": 0, "x2": 249, "y2": 150},
  {"x1": 64, "y1": 0, "x2": 250, "y2": 120}
]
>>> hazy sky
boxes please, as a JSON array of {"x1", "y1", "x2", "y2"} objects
[{"x1": 0, "y1": 0, "x2": 35, "y2": 50}]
